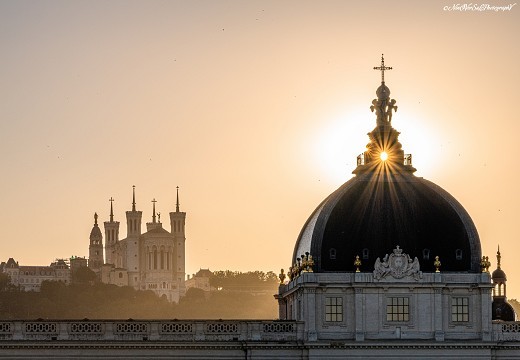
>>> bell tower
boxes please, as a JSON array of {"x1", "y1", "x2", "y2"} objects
[
  {"x1": 88, "y1": 213, "x2": 104, "y2": 271},
  {"x1": 103, "y1": 197, "x2": 119, "y2": 265},
  {"x1": 125, "y1": 185, "x2": 142, "y2": 287},
  {"x1": 170, "y1": 186, "x2": 186, "y2": 296},
  {"x1": 126, "y1": 185, "x2": 143, "y2": 236}
]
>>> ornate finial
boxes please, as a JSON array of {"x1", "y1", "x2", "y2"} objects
[
  {"x1": 370, "y1": 55, "x2": 397, "y2": 125},
  {"x1": 94, "y1": 212, "x2": 98, "y2": 226},
  {"x1": 279, "y1": 269, "x2": 286, "y2": 284},
  {"x1": 434, "y1": 256, "x2": 441, "y2": 273},
  {"x1": 151, "y1": 198, "x2": 157, "y2": 223},
  {"x1": 354, "y1": 255, "x2": 362, "y2": 273},
  {"x1": 176, "y1": 186, "x2": 180, "y2": 212},
  {"x1": 481, "y1": 255, "x2": 491, "y2": 273},
  {"x1": 132, "y1": 185, "x2": 136, "y2": 211},
  {"x1": 109, "y1": 197, "x2": 114, "y2": 222},
  {"x1": 497, "y1": 245, "x2": 502, "y2": 269},
  {"x1": 373, "y1": 54, "x2": 392, "y2": 84}
]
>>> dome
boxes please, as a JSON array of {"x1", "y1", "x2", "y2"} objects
[
  {"x1": 291, "y1": 56, "x2": 481, "y2": 274},
  {"x1": 492, "y1": 268, "x2": 507, "y2": 281},
  {"x1": 89, "y1": 213, "x2": 102, "y2": 241},
  {"x1": 89, "y1": 224, "x2": 102, "y2": 240},
  {"x1": 293, "y1": 173, "x2": 482, "y2": 273}
]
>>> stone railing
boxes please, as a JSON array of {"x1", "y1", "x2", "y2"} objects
[
  {"x1": 0, "y1": 320, "x2": 304, "y2": 342},
  {"x1": 492, "y1": 321, "x2": 520, "y2": 342}
]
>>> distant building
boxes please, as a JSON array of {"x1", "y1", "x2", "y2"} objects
[
  {"x1": 88, "y1": 186, "x2": 186, "y2": 302},
  {"x1": 0, "y1": 258, "x2": 70, "y2": 291},
  {"x1": 69, "y1": 256, "x2": 88, "y2": 274},
  {"x1": 186, "y1": 269, "x2": 213, "y2": 293}
]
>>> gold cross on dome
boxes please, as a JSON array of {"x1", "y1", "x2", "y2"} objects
[{"x1": 373, "y1": 54, "x2": 392, "y2": 83}]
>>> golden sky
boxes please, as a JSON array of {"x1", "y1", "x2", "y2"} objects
[{"x1": 1, "y1": 1, "x2": 519, "y2": 296}]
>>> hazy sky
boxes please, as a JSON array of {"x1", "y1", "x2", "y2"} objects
[{"x1": 1, "y1": 1, "x2": 519, "y2": 296}]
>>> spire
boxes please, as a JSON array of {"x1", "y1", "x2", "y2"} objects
[
  {"x1": 176, "y1": 186, "x2": 180, "y2": 212},
  {"x1": 109, "y1": 197, "x2": 114, "y2": 222},
  {"x1": 132, "y1": 185, "x2": 136, "y2": 211},
  {"x1": 497, "y1": 245, "x2": 502, "y2": 269},
  {"x1": 94, "y1": 212, "x2": 98, "y2": 226},
  {"x1": 152, "y1": 198, "x2": 157, "y2": 223}
]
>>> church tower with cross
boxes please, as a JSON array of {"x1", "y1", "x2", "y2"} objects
[
  {"x1": 170, "y1": 186, "x2": 187, "y2": 296},
  {"x1": 103, "y1": 197, "x2": 120, "y2": 266}
]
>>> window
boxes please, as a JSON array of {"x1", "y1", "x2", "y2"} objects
[
  {"x1": 422, "y1": 248, "x2": 430, "y2": 260},
  {"x1": 119, "y1": 272, "x2": 123, "y2": 278},
  {"x1": 325, "y1": 297, "x2": 343, "y2": 322},
  {"x1": 386, "y1": 297, "x2": 409, "y2": 322},
  {"x1": 452, "y1": 297, "x2": 469, "y2": 322},
  {"x1": 362, "y1": 248, "x2": 369, "y2": 260},
  {"x1": 455, "y1": 249, "x2": 463, "y2": 260},
  {"x1": 329, "y1": 248, "x2": 337, "y2": 260}
]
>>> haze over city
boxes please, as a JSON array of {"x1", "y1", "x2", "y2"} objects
[{"x1": 1, "y1": 1, "x2": 519, "y2": 297}]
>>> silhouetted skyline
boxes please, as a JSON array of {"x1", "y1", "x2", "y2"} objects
[{"x1": 0, "y1": 2, "x2": 519, "y2": 296}]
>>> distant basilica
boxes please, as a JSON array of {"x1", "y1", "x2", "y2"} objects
[{"x1": 88, "y1": 186, "x2": 186, "y2": 302}]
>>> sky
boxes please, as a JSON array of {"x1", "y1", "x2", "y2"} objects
[{"x1": 1, "y1": 1, "x2": 519, "y2": 296}]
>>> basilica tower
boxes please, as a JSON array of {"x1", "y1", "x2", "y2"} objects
[
  {"x1": 88, "y1": 213, "x2": 104, "y2": 271},
  {"x1": 125, "y1": 186, "x2": 142, "y2": 287},
  {"x1": 170, "y1": 186, "x2": 186, "y2": 296},
  {"x1": 103, "y1": 197, "x2": 120, "y2": 265}
]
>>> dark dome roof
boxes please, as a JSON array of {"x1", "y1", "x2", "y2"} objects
[
  {"x1": 492, "y1": 268, "x2": 507, "y2": 281},
  {"x1": 492, "y1": 299, "x2": 516, "y2": 321},
  {"x1": 293, "y1": 172, "x2": 482, "y2": 273},
  {"x1": 292, "y1": 71, "x2": 482, "y2": 274}
]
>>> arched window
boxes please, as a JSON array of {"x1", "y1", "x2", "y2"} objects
[
  {"x1": 362, "y1": 248, "x2": 369, "y2": 260},
  {"x1": 329, "y1": 248, "x2": 336, "y2": 260},
  {"x1": 166, "y1": 251, "x2": 170, "y2": 270},
  {"x1": 153, "y1": 249, "x2": 158, "y2": 270},
  {"x1": 119, "y1": 272, "x2": 123, "y2": 279},
  {"x1": 455, "y1": 249, "x2": 463, "y2": 260},
  {"x1": 160, "y1": 248, "x2": 165, "y2": 270},
  {"x1": 422, "y1": 248, "x2": 430, "y2": 260}
]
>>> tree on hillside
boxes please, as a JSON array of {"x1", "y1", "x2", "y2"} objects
[{"x1": 72, "y1": 266, "x2": 97, "y2": 284}]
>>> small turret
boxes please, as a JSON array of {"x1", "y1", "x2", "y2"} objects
[{"x1": 492, "y1": 245, "x2": 516, "y2": 321}]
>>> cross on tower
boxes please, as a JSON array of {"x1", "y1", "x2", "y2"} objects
[
  {"x1": 109, "y1": 197, "x2": 115, "y2": 222},
  {"x1": 373, "y1": 54, "x2": 392, "y2": 83},
  {"x1": 151, "y1": 198, "x2": 157, "y2": 223}
]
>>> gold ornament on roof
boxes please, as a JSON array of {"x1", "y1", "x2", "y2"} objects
[
  {"x1": 354, "y1": 255, "x2": 362, "y2": 273},
  {"x1": 278, "y1": 269, "x2": 286, "y2": 284},
  {"x1": 480, "y1": 256, "x2": 491, "y2": 273},
  {"x1": 434, "y1": 256, "x2": 441, "y2": 273}
]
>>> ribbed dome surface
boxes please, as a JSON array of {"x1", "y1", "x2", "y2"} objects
[{"x1": 293, "y1": 173, "x2": 482, "y2": 273}]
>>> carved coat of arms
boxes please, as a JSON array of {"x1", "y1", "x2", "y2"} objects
[{"x1": 373, "y1": 246, "x2": 422, "y2": 281}]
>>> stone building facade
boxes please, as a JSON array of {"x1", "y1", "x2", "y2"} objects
[{"x1": 1, "y1": 258, "x2": 70, "y2": 291}]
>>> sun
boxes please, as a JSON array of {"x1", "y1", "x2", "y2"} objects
[{"x1": 380, "y1": 151, "x2": 388, "y2": 161}]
